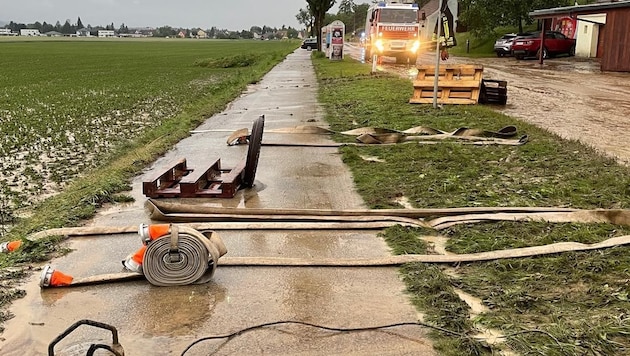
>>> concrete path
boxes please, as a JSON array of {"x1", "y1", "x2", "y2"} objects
[{"x1": 0, "y1": 49, "x2": 434, "y2": 355}]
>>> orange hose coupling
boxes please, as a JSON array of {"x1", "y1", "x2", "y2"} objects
[
  {"x1": 0, "y1": 240, "x2": 22, "y2": 253},
  {"x1": 40, "y1": 265, "x2": 74, "y2": 288}
]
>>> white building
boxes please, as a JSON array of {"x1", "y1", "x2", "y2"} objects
[
  {"x1": 20, "y1": 29, "x2": 41, "y2": 36},
  {"x1": 575, "y1": 13, "x2": 607, "y2": 58},
  {"x1": 98, "y1": 30, "x2": 116, "y2": 38},
  {"x1": 0, "y1": 29, "x2": 15, "y2": 36},
  {"x1": 76, "y1": 28, "x2": 92, "y2": 37}
]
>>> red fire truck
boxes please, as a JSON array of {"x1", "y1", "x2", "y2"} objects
[{"x1": 364, "y1": 0, "x2": 423, "y2": 64}]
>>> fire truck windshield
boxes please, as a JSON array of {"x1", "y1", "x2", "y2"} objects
[{"x1": 379, "y1": 9, "x2": 418, "y2": 23}]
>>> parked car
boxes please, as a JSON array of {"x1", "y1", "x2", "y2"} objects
[
  {"x1": 300, "y1": 37, "x2": 318, "y2": 50},
  {"x1": 494, "y1": 33, "x2": 517, "y2": 57},
  {"x1": 510, "y1": 31, "x2": 576, "y2": 59}
]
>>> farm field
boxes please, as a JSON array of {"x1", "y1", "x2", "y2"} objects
[{"x1": 0, "y1": 38, "x2": 296, "y2": 228}]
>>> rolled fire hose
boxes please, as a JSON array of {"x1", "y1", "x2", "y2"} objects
[
  {"x1": 142, "y1": 225, "x2": 226, "y2": 286},
  {"x1": 39, "y1": 224, "x2": 227, "y2": 288}
]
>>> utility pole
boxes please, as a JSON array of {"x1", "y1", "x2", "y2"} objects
[{"x1": 432, "y1": 0, "x2": 443, "y2": 109}]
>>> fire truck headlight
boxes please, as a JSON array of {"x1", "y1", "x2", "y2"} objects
[
  {"x1": 375, "y1": 39, "x2": 385, "y2": 52},
  {"x1": 410, "y1": 40, "x2": 421, "y2": 53}
]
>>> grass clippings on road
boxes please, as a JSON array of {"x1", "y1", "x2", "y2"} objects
[{"x1": 313, "y1": 54, "x2": 630, "y2": 355}]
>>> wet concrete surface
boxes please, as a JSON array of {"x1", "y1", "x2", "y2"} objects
[
  {"x1": 345, "y1": 43, "x2": 630, "y2": 165},
  {"x1": 0, "y1": 50, "x2": 434, "y2": 355}
]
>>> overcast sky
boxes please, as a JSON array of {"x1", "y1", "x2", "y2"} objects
[{"x1": 1, "y1": 0, "x2": 371, "y2": 30}]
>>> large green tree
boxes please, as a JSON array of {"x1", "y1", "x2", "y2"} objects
[
  {"x1": 459, "y1": 0, "x2": 585, "y2": 37},
  {"x1": 306, "y1": 0, "x2": 336, "y2": 50},
  {"x1": 296, "y1": 7, "x2": 314, "y2": 36}
]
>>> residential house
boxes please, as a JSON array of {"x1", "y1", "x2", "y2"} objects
[{"x1": 76, "y1": 28, "x2": 92, "y2": 37}]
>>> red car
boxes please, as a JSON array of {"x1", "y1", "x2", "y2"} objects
[{"x1": 511, "y1": 31, "x2": 576, "y2": 59}]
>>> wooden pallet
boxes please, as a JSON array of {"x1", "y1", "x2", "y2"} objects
[
  {"x1": 479, "y1": 79, "x2": 508, "y2": 105},
  {"x1": 142, "y1": 158, "x2": 246, "y2": 198},
  {"x1": 142, "y1": 115, "x2": 265, "y2": 199},
  {"x1": 409, "y1": 64, "x2": 484, "y2": 105}
]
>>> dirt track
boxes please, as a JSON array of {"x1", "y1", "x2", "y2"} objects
[
  {"x1": 346, "y1": 44, "x2": 630, "y2": 165},
  {"x1": 453, "y1": 55, "x2": 630, "y2": 165}
]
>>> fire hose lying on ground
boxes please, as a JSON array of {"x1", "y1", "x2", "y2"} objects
[
  {"x1": 219, "y1": 124, "x2": 528, "y2": 146},
  {"x1": 13, "y1": 199, "x2": 630, "y2": 288}
]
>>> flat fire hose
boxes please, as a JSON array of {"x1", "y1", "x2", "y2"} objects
[
  {"x1": 28, "y1": 201, "x2": 630, "y2": 286},
  {"x1": 147, "y1": 199, "x2": 579, "y2": 220},
  {"x1": 217, "y1": 235, "x2": 630, "y2": 266},
  {"x1": 34, "y1": 233, "x2": 630, "y2": 286},
  {"x1": 146, "y1": 200, "x2": 630, "y2": 230},
  {"x1": 220, "y1": 125, "x2": 528, "y2": 146}
]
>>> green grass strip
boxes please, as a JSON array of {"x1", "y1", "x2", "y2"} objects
[{"x1": 313, "y1": 55, "x2": 630, "y2": 355}]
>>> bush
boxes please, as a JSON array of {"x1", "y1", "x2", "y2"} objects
[{"x1": 194, "y1": 54, "x2": 262, "y2": 68}]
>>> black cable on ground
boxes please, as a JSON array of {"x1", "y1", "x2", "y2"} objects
[
  {"x1": 180, "y1": 320, "x2": 463, "y2": 355},
  {"x1": 180, "y1": 320, "x2": 565, "y2": 355}
]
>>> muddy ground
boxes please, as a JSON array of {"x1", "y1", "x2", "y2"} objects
[{"x1": 346, "y1": 44, "x2": 630, "y2": 165}]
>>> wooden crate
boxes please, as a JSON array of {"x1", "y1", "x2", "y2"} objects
[{"x1": 409, "y1": 64, "x2": 484, "y2": 105}]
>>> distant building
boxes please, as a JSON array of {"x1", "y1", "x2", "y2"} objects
[
  {"x1": 128, "y1": 27, "x2": 154, "y2": 37},
  {"x1": 43, "y1": 31, "x2": 63, "y2": 37},
  {"x1": 0, "y1": 29, "x2": 16, "y2": 36},
  {"x1": 98, "y1": 30, "x2": 116, "y2": 38},
  {"x1": 76, "y1": 28, "x2": 92, "y2": 37},
  {"x1": 197, "y1": 29, "x2": 207, "y2": 39},
  {"x1": 20, "y1": 29, "x2": 41, "y2": 36}
]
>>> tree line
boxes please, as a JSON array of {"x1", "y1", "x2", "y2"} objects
[
  {"x1": 3, "y1": 17, "x2": 130, "y2": 35},
  {"x1": 2, "y1": 17, "x2": 302, "y2": 39}
]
